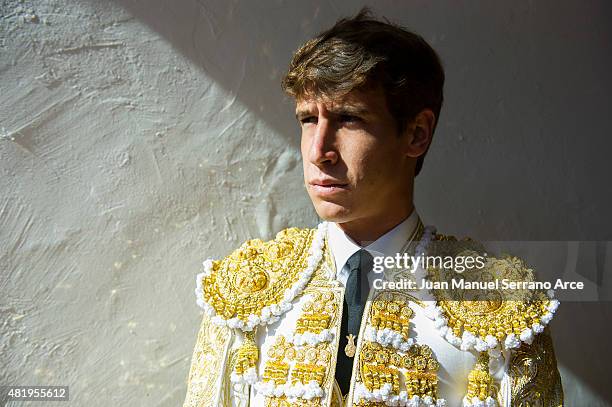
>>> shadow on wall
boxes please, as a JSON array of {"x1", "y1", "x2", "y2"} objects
[
  {"x1": 108, "y1": 0, "x2": 352, "y2": 149},
  {"x1": 102, "y1": 0, "x2": 612, "y2": 404}
]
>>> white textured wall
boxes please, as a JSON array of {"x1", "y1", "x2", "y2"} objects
[{"x1": 1, "y1": 0, "x2": 611, "y2": 406}]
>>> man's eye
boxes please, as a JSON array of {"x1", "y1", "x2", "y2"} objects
[
  {"x1": 300, "y1": 117, "x2": 317, "y2": 125},
  {"x1": 340, "y1": 114, "x2": 360, "y2": 123}
]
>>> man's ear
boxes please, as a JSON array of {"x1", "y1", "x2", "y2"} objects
[{"x1": 403, "y1": 109, "x2": 436, "y2": 158}]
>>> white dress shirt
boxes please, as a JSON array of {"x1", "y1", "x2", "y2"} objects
[{"x1": 328, "y1": 209, "x2": 420, "y2": 287}]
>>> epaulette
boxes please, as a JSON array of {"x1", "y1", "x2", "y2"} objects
[
  {"x1": 195, "y1": 223, "x2": 328, "y2": 332},
  {"x1": 423, "y1": 233, "x2": 560, "y2": 357}
]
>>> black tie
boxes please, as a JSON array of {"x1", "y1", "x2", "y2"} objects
[{"x1": 335, "y1": 249, "x2": 373, "y2": 395}]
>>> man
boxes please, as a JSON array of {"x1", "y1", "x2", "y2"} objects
[{"x1": 183, "y1": 9, "x2": 563, "y2": 407}]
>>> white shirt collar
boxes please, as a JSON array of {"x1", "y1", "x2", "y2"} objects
[{"x1": 327, "y1": 209, "x2": 420, "y2": 286}]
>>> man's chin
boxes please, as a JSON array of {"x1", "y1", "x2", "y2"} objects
[{"x1": 311, "y1": 200, "x2": 353, "y2": 223}]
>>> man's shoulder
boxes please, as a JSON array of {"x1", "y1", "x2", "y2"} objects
[
  {"x1": 195, "y1": 224, "x2": 327, "y2": 331},
  {"x1": 423, "y1": 229, "x2": 560, "y2": 355}
]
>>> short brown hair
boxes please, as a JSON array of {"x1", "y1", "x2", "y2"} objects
[{"x1": 282, "y1": 7, "x2": 445, "y2": 176}]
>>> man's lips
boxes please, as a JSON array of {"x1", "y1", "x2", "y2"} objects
[
  {"x1": 308, "y1": 180, "x2": 349, "y2": 194},
  {"x1": 309, "y1": 178, "x2": 348, "y2": 186}
]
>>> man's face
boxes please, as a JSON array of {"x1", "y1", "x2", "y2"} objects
[{"x1": 297, "y1": 85, "x2": 415, "y2": 225}]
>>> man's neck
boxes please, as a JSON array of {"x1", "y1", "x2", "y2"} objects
[{"x1": 336, "y1": 203, "x2": 415, "y2": 246}]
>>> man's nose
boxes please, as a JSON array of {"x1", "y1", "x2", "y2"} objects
[{"x1": 309, "y1": 117, "x2": 338, "y2": 166}]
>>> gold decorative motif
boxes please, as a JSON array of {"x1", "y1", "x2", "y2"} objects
[
  {"x1": 360, "y1": 342, "x2": 388, "y2": 364},
  {"x1": 265, "y1": 396, "x2": 322, "y2": 407},
  {"x1": 292, "y1": 363, "x2": 326, "y2": 385},
  {"x1": 441, "y1": 296, "x2": 551, "y2": 340},
  {"x1": 262, "y1": 285, "x2": 341, "y2": 405},
  {"x1": 200, "y1": 227, "x2": 316, "y2": 324},
  {"x1": 428, "y1": 235, "x2": 555, "y2": 343},
  {"x1": 370, "y1": 297, "x2": 412, "y2": 339},
  {"x1": 262, "y1": 335, "x2": 291, "y2": 385},
  {"x1": 263, "y1": 360, "x2": 290, "y2": 385},
  {"x1": 235, "y1": 329, "x2": 259, "y2": 375},
  {"x1": 357, "y1": 340, "x2": 441, "y2": 401},
  {"x1": 403, "y1": 344, "x2": 439, "y2": 399},
  {"x1": 509, "y1": 327, "x2": 564, "y2": 406},
  {"x1": 362, "y1": 364, "x2": 401, "y2": 393},
  {"x1": 183, "y1": 313, "x2": 232, "y2": 407},
  {"x1": 296, "y1": 291, "x2": 336, "y2": 334},
  {"x1": 345, "y1": 334, "x2": 357, "y2": 357},
  {"x1": 296, "y1": 314, "x2": 331, "y2": 334},
  {"x1": 466, "y1": 353, "x2": 495, "y2": 402},
  {"x1": 224, "y1": 348, "x2": 250, "y2": 406}
]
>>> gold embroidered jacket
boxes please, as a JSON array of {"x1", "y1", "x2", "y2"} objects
[{"x1": 183, "y1": 225, "x2": 563, "y2": 407}]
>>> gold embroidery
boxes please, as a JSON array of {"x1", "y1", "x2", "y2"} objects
[
  {"x1": 360, "y1": 342, "x2": 388, "y2": 364},
  {"x1": 263, "y1": 360, "x2": 290, "y2": 385},
  {"x1": 509, "y1": 327, "x2": 564, "y2": 406},
  {"x1": 357, "y1": 341, "x2": 441, "y2": 401},
  {"x1": 297, "y1": 291, "x2": 336, "y2": 334},
  {"x1": 265, "y1": 396, "x2": 323, "y2": 407},
  {"x1": 428, "y1": 235, "x2": 555, "y2": 342},
  {"x1": 370, "y1": 298, "x2": 412, "y2": 339},
  {"x1": 263, "y1": 335, "x2": 291, "y2": 385},
  {"x1": 262, "y1": 275, "x2": 343, "y2": 407},
  {"x1": 262, "y1": 337, "x2": 332, "y2": 407},
  {"x1": 292, "y1": 363, "x2": 327, "y2": 385},
  {"x1": 182, "y1": 313, "x2": 231, "y2": 407},
  {"x1": 466, "y1": 353, "x2": 495, "y2": 402},
  {"x1": 426, "y1": 234, "x2": 563, "y2": 405},
  {"x1": 201, "y1": 227, "x2": 316, "y2": 323},
  {"x1": 296, "y1": 314, "x2": 332, "y2": 333},
  {"x1": 362, "y1": 364, "x2": 401, "y2": 393},
  {"x1": 351, "y1": 290, "x2": 443, "y2": 406},
  {"x1": 235, "y1": 329, "x2": 259, "y2": 375},
  {"x1": 403, "y1": 344, "x2": 439, "y2": 399},
  {"x1": 223, "y1": 347, "x2": 250, "y2": 407},
  {"x1": 263, "y1": 336, "x2": 334, "y2": 378}
]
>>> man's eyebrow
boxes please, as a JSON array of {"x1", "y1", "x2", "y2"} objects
[
  {"x1": 295, "y1": 106, "x2": 369, "y2": 120},
  {"x1": 295, "y1": 109, "x2": 313, "y2": 120},
  {"x1": 329, "y1": 106, "x2": 369, "y2": 116}
]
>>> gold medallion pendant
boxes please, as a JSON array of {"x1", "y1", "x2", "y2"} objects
[{"x1": 345, "y1": 334, "x2": 356, "y2": 357}]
